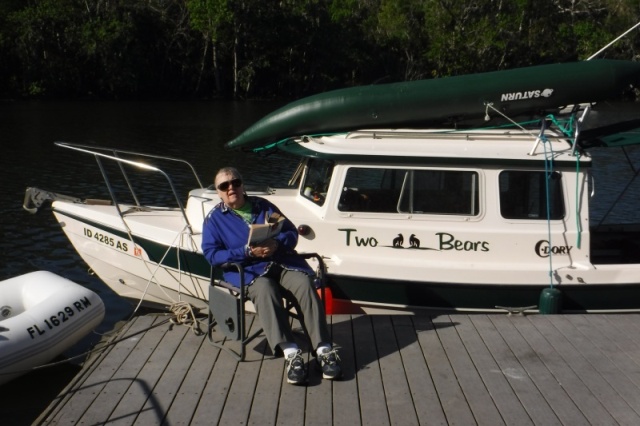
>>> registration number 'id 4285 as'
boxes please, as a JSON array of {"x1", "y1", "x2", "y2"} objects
[{"x1": 83, "y1": 227, "x2": 129, "y2": 252}]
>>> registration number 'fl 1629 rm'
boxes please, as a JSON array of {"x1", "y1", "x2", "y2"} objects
[{"x1": 27, "y1": 296, "x2": 95, "y2": 339}]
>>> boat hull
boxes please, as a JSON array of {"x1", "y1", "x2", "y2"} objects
[
  {"x1": 327, "y1": 275, "x2": 640, "y2": 314},
  {"x1": 51, "y1": 201, "x2": 640, "y2": 314},
  {"x1": 52, "y1": 208, "x2": 211, "y2": 310},
  {"x1": 0, "y1": 271, "x2": 105, "y2": 385}
]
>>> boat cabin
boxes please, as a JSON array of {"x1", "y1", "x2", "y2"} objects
[{"x1": 185, "y1": 127, "x2": 640, "y2": 312}]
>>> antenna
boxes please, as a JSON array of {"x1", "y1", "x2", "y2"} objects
[{"x1": 587, "y1": 22, "x2": 640, "y2": 60}]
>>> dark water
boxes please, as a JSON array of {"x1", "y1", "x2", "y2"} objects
[{"x1": 0, "y1": 100, "x2": 295, "y2": 423}]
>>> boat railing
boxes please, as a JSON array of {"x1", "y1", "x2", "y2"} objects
[
  {"x1": 54, "y1": 141, "x2": 204, "y2": 233},
  {"x1": 344, "y1": 129, "x2": 570, "y2": 142}
]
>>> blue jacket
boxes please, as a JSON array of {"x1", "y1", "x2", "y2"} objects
[{"x1": 201, "y1": 196, "x2": 314, "y2": 288}]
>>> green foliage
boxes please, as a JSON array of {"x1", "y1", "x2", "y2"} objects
[
  {"x1": 187, "y1": 0, "x2": 231, "y2": 40},
  {"x1": 1, "y1": 0, "x2": 639, "y2": 100}
]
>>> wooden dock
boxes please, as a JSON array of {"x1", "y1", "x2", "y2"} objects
[{"x1": 35, "y1": 313, "x2": 640, "y2": 425}]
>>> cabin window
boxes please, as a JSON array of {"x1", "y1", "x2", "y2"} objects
[
  {"x1": 499, "y1": 171, "x2": 564, "y2": 220},
  {"x1": 339, "y1": 167, "x2": 480, "y2": 216},
  {"x1": 301, "y1": 158, "x2": 334, "y2": 206}
]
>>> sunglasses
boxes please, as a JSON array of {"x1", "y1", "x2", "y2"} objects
[{"x1": 216, "y1": 178, "x2": 243, "y2": 191}]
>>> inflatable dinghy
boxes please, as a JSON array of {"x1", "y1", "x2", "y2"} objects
[{"x1": 0, "y1": 271, "x2": 105, "y2": 385}]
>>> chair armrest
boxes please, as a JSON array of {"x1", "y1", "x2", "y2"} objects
[
  {"x1": 211, "y1": 262, "x2": 248, "y2": 295},
  {"x1": 212, "y1": 253, "x2": 326, "y2": 292}
]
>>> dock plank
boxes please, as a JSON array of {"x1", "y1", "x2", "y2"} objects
[
  {"x1": 304, "y1": 364, "x2": 333, "y2": 426},
  {"x1": 161, "y1": 330, "x2": 220, "y2": 425},
  {"x1": 216, "y1": 315, "x2": 265, "y2": 425},
  {"x1": 374, "y1": 315, "x2": 419, "y2": 426},
  {"x1": 62, "y1": 315, "x2": 165, "y2": 425},
  {"x1": 41, "y1": 317, "x2": 141, "y2": 423},
  {"x1": 249, "y1": 316, "x2": 309, "y2": 426},
  {"x1": 108, "y1": 316, "x2": 187, "y2": 425},
  {"x1": 516, "y1": 316, "x2": 617, "y2": 426},
  {"x1": 530, "y1": 315, "x2": 640, "y2": 425},
  {"x1": 471, "y1": 315, "x2": 560, "y2": 425},
  {"x1": 394, "y1": 315, "x2": 444, "y2": 426},
  {"x1": 134, "y1": 324, "x2": 204, "y2": 425},
  {"x1": 352, "y1": 315, "x2": 389, "y2": 425},
  {"x1": 593, "y1": 315, "x2": 640, "y2": 356},
  {"x1": 607, "y1": 314, "x2": 640, "y2": 343},
  {"x1": 189, "y1": 335, "x2": 237, "y2": 425},
  {"x1": 411, "y1": 315, "x2": 449, "y2": 426},
  {"x1": 437, "y1": 315, "x2": 504, "y2": 426},
  {"x1": 247, "y1": 345, "x2": 282, "y2": 426},
  {"x1": 454, "y1": 315, "x2": 532, "y2": 426},
  {"x1": 490, "y1": 315, "x2": 589, "y2": 425},
  {"x1": 329, "y1": 314, "x2": 360, "y2": 426},
  {"x1": 424, "y1": 316, "x2": 477, "y2": 425},
  {"x1": 552, "y1": 315, "x2": 640, "y2": 417},
  {"x1": 36, "y1": 313, "x2": 640, "y2": 425},
  {"x1": 567, "y1": 315, "x2": 640, "y2": 390}
]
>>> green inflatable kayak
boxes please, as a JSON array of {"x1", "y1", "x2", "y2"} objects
[{"x1": 226, "y1": 59, "x2": 640, "y2": 150}]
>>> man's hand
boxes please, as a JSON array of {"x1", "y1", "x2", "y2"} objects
[{"x1": 250, "y1": 238, "x2": 278, "y2": 258}]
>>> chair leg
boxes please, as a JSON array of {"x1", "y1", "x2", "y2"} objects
[
  {"x1": 208, "y1": 284, "x2": 267, "y2": 361},
  {"x1": 207, "y1": 307, "x2": 245, "y2": 362}
]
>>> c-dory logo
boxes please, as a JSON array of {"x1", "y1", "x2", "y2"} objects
[
  {"x1": 535, "y1": 240, "x2": 572, "y2": 258},
  {"x1": 501, "y1": 88, "x2": 553, "y2": 102}
]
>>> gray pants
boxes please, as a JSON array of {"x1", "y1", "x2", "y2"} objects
[{"x1": 247, "y1": 266, "x2": 330, "y2": 354}]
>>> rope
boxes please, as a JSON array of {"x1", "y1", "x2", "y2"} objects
[
  {"x1": 0, "y1": 316, "x2": 172, "y2": 378},
  {"x1": 129, "y1": 223, "x2": 192, "y2": 317},
  {"x1": 546, "y1": 112, "x2": 584, "y2": 249},
  {"x1": 546, "y1": 114, "x2": 575, "y2": 138},
  {"x1": 575, "y1": 151, "x2": 582, "y2": 249},
  {"x1": 483, "y1": 103, "x2": 539, "y2": 138},
  {"x1": 1, "y1": 299, "x2": 207, "y2": 378},
  {"x1": 251, "y1": 132, "x2": 345, "y2": 153},
  {"x1": 542, "y1": 134, "x2": 555, "y2": 288},
  {"x1": 169, "y1": 301, "x2": 204, "y2": 336}
]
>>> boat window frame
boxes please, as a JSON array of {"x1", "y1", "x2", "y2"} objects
[
  {"x1": 498, "y1": 169, "x2": 566, "y2": 220},
  {"x1": 299, "y1": 158, "x2": 335, "y2": 206},
  {"x1": 336, "y1": 165, "x2": 482, "y2": 219}
]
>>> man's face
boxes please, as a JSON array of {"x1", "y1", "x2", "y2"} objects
[{"x1": 215, "y1": 171, "x2": 245, "y2": 209}]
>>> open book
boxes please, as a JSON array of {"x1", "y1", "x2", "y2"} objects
[{"x1": 247, "y1": 212, "x2": 285, "y2": 244}]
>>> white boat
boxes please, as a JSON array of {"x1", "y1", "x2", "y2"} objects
[
  {"x1": 21, "y1": 122, "x2": 640, "y2": 314},
  {"x1": 20, "y1": 62, "x2": 640, "y2": 314},
  {"x1": 0, "y1": 271, "x2": 105, "y2": 385}
]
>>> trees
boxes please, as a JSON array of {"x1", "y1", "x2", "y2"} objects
[
  {"x1": 0, "y1": 0, "x2": 639, "y2": 100},
  {"x1": 186, "y1": 0, "x2": 231, "y2": 96}
]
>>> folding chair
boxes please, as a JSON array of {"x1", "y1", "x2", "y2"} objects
[{"x1": 206, "y1": 253, "x2": 326, "y2": 361}]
